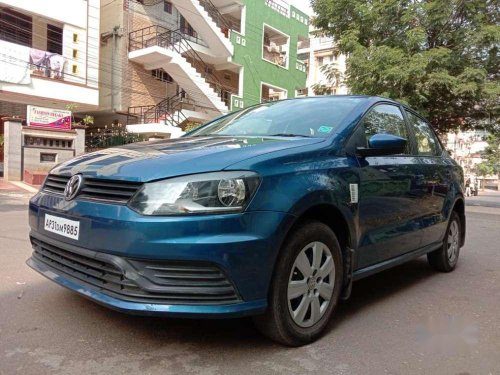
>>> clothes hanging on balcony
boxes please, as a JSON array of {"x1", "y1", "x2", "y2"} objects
[
  {"x1": 0, "y1": 40, "x2": 31, "y2": 84},
  {"x1": 48, "y1": 54, "x2": 65, "y2": 79},
  {"x1": 28, "y1": 49, "x2": 66, "y2": 79}
]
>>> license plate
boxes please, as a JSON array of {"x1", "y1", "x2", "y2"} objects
[{"x1": 44, "y1": 214, "x2": 80, "y2": 240}]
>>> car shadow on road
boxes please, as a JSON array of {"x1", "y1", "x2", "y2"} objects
[
  {"x1": 20, "y1": 257, "x2": 438, "y2": 350},
  {"x1": 327, "y1": 257, "x2": 436, "y2": 332}
]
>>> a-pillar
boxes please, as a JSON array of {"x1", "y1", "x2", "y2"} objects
[{"x1": 3, "y1": 118, "x2": 23, "y2": 181}]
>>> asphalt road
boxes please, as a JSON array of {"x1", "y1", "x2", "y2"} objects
[{"x1": 1, "y1": 189, "x2": 499, "y2": 375}]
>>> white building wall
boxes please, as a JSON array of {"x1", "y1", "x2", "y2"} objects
[
  {"x1": 0, "y1": 0, "x2": 100, "y2": 109},
  {"x1": 299, "y1": 32, "x2": 348, "y2": 96},
  {"x1": 0, "y1": 0, "x2": 88, "y2": 28}
]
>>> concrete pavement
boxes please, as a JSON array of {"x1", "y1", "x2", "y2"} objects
[{"x1": 0, "y1": 188, "x2": 499, "y2": 374}]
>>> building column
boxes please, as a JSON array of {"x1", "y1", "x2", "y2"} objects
[
  {"x1": 73, "y1": 125, "x2": 86, "y2": 156},
  {"x1": 3, "y1": 118, "x2": 23, "y2": 181}
]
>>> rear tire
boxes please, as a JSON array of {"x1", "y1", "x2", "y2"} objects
[
  {"x1": 427, "y1": 211, "x2": 461, "y2": 272},
  {"x1": 253, "y1": 221, "x2": 343, "y2": 346}
]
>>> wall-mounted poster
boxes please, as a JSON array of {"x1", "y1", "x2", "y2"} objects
[{"x1": 27, "y1": 106, "x2": 72, "y2": 130}]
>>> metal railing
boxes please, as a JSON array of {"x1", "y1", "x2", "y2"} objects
[
  {"x1": 128, "y1": 94, "x2": 187, "y2": 125},
  {"x1": 198, "y1": 0, "x2": 241, "y2": 34},
  {"x1": 265, "y1": 0, "x2": 289, "y2": 17},
  {"x1": 129, "y1": 26, "x2": 235, "y2": 108}
]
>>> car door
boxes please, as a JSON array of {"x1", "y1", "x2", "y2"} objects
[
  {"x1": 404, "y1": 110, "x2": 449, "y2": 248},
  {"x1": 350, "y1": 104, "x2": 424, "y2": 269}
]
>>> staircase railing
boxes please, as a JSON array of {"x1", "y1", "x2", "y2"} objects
[
  {"x1": 198, "y1": 0, "x2": 241, "y2": 34},
  {"x1": 128, "y1": 93, "x2": 192, "y2": 125},
  {"x1": 129, "y1": 26, "x2": 235, "y2": 108}
]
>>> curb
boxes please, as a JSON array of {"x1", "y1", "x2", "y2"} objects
[{"x1": 9, "y1": 181, "x2": 39, "y2": 194}]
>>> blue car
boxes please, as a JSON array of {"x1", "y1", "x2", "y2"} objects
[{"x1": 27, "y1": 96, "x2": 465, "y2": 346}]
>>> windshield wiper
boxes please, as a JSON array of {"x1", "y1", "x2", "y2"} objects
[{"x1": 268, "y1": 133, "x2": 313, "y2": 138}]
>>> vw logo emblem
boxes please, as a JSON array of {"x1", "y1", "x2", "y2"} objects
[{"x1": 64, "y1": 175, "x2": 83, "y2": 201}]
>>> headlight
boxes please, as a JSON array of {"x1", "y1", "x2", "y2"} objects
[{"x1": 128, "y1": 171, "x2": 260, "y2": 215}]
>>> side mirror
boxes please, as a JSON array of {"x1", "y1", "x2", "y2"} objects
[{"x1": 356, "y1": 134, "x2": 407, "y2": 157}]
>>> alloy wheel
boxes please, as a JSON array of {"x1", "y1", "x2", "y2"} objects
[
  {"x1": 447, "y1": 220, "x2": 460, "y2": 265},
  {"x1": 287, "y1": 241, "x2": 336, "y2": 328}
]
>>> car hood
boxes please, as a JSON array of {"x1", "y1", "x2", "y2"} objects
[{"x1": 51, "y1": 136, "x2": 326, "y2": 182}]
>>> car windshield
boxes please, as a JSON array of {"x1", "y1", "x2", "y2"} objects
[{"x1": 188, "y1": 98, "x2": 363, "y2": 138}]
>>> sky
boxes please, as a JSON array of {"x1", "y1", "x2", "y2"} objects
[{"x1": 288, "y1": 0, "x2": 313, "y2": 16}]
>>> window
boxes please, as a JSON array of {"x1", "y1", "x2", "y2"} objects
[
  {"x1": 40, "y1": 153, "x2": 57, "y2": 163},
  {"x1": 73, "y1": 33, "x2": 78, "y2": 43},
  {"x1": 47, "y1": 24, "x2": 63, "y2": 54},
  {"x1": 180, "y1": 16, "x2": 197, "y2": 38},
  {"x1": 406, "y1": 111, "x2": 441, "y2": 156},
  {"x1": 164, "y1": 1, "x2": 172, "y2": 13},
  {"x1": 362, "y1": 104, "x2": 408, "y2": 153},
  {"x1": 0, "y1": 8, "x2": 32, "y2": 47}
]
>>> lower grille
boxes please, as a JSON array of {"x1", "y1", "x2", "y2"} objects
[{"x1": 30, "y1": 237, "x2": 240, "y2": 305}]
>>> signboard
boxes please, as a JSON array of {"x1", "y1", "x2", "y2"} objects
[{"x1": 27, "y1": 105, "x2": 72, "y2": 130}]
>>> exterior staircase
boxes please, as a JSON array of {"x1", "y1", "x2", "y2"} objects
[
  {"x1": 129, "y1": 26, "x2": 233, "y2": 114},
  {"x1": 170, "y1": 0, "x2": 235, "y2": 58}
]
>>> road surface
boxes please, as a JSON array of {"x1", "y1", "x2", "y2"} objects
[{"x1": 1, "y1": 186, "x2": 499, "y2": 374}]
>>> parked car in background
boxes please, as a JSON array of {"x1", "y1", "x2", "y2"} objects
[{"x1": 27, "y1": 96, "x2": 466, "y2": 346}]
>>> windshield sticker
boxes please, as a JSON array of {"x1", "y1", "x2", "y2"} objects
[{"x1": 318, "y1": 126, "x2": 333, "y2": 134}]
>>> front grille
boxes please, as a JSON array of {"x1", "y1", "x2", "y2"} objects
[
  {"x1": 30, "y1": 237, "x2": 241, "y2": 305},
  {"x1": 43, "y1": 174, "x2": 143, "y2": 204}
]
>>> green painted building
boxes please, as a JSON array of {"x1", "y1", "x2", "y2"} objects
[
  {"x1": 121, "y1": 0, "x2": 309, "y2": 132},
  {"x1": 229, "y1": 0, "x2": 309, "y2": 109}
]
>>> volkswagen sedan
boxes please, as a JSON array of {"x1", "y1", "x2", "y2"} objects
[{"x1": 27, "y1": 96, "x2": 465, "y2": 346}]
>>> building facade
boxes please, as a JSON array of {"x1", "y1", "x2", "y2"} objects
[
  {"x1": 297, "y1": 32, "x2": 348, "y2": 97},
  {"x1": 96, "y1": 0, "x2": 309, "y2": 137},
  {"x1": 0, "y1": 0, "x2": 100, "y2": 114},
  {"x1": 0, "y1": 0, "x2": 100, "y2": 178},
  {"x1": 443, "y1": 130, "x2": 499, "y2": 190}
]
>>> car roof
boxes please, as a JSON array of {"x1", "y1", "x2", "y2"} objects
[{"x1": 284, "y1": 95, "x2": 399, "y2": 105}]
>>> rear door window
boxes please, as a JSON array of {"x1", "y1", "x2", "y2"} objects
[{"x1": 406, "y1": 111, "x2": 441, "y2": 156}]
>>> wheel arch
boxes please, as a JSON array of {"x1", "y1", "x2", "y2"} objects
[
  {"x1": 451, "y1": 196, "x2": 466, "y2": 247},
  {"x1": 269, "y1": 199, "x2": 357, "y2": 299}
]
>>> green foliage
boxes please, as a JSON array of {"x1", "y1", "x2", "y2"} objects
[
  {"x1": 82, "y1": 115, "x2": 94, "y2": 127},
  {"x1": 312, "y1": 62, "x2": 344, "y2": 95},
  {"x1": 183, "y1": 121, "x2": 202, "y2": 133},
  {"x1": 0, "y1": 135, "x2": 4, "y2": 147},
  {"x1": 65, "y1": 103, "x2": 79, "y2": 113},
  {"x1": 474, "y1": 162, "x2": 494, "y2": 177},
  {"x1": 312, "y1": 0, "x2": 500, "y2": 133},
  {"x1": 479, "y1": 132, "x2": 500, "y2": 175}
]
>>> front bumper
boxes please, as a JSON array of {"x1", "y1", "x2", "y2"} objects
[
  {"x1": 28, "y1": 191, "x2": 294, "y2": 317},
  {"x1": 27, "y1": 256, "x2": 267, "y2": 317}
]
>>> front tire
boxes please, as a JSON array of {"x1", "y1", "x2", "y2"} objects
[
  {"x1": 427, "y1": 211, "x2": 461, "y2": 272},
  {"x1": 253, "y1": 221, "x2": 343, "y2": 346}
]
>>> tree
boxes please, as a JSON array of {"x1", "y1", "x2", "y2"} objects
[
  {"x1": 479, "y1": 132, "x2": 500, "y2": 174},
  {"x1": 312, "y1": 0, "x2": 500, "y2": 133},
  {"x1": 312, "y1": 61, "x2": 344, "y2": 95}
]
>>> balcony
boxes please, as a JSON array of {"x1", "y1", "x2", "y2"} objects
[
  {"x1": 0, "y1": 6, "x2": 98, "y2": 109},
  {"x1": 262, "y1": 25, "x2": 289, "y2": 69}
]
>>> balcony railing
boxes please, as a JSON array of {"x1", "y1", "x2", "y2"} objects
[{"x1": 265, "y1": 0, "x2": 289, "y2": 17}]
